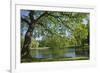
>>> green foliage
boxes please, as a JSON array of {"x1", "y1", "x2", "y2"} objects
[
  {"x1": 72, "y1": 24, "x2": 88, "y2": 45},
  {"x1": 21, "y1": 10, "x2": 89, "y2": 39},
  {"x1": 40, "y1": 35, "x2": 69, "y2": 49},
  {"x1": 21, "y1": 10, "x2": 89, "y2": 62},
  {"x1": 30, "y1": 38, "x2": 39, "y2": 49},
  {"x1": 21, "y1": 10, "x2": 89, "y2": 49}
]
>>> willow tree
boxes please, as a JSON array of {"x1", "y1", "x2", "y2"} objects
[{"x1": 21, "y1": 10, "x2": 89, "y2": 60}]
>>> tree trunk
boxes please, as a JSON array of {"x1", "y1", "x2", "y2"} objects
[{"x1": 21, "y1": 24, "x2": 34, "y2": 60}]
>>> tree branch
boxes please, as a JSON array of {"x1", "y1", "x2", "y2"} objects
[
  {"x1": 34, "y1": 11, "x2": 47, "y2": 23},
  {"x1": 57, "y1": 17, "x2": 74, "y2": 31},
  {"x1": 21, "y1": 17, "x2": 30, "y2": 25},
  {"x1": 28, "y1": 11, "x2": 47, "y2": 26},
  {"x1": 29, "y1": 11, "x2": 35, "y2": 23},
  {"x1": 37, "y1": 22, "x2": 54, "y2": 35},
  {"x1": 47, "y1": 13, "x2": 74, "y2": 31}
]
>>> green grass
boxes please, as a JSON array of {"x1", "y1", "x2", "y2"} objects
[
  {"x1": 35, "y1": 57, "x2": 89, "y2": 62},
  {"x1": 21, "y1": 56, "x2": 89, "y2": 63}
]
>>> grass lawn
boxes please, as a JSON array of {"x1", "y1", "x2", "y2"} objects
[{"x1": 24, "y1": 56, "x2": 89, "y2": 62}]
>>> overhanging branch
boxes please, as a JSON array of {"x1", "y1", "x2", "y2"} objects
[{"x1": 47, "y1": 13, "x2": 74, "y2": 31}]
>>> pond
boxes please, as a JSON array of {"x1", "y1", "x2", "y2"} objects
[{"x1": 30, "y1": 47, "x2": 89, "y2": 59}]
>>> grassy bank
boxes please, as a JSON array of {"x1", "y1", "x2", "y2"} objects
[{"x1": 21, "y1": 56, "x2": 89, "y2": 63}]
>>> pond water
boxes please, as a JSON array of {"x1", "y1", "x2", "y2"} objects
[{"x1": 30, "y1": 47, "x2": 88, "y2": 59}]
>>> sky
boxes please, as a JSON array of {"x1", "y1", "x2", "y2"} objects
[{"x1": 21, "y1": 10, "x2": 29, "y2": 17}]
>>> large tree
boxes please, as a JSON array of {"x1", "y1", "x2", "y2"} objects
[
  {"x1": 21, "y1": 10, "x2": 48, "y2": 59},
  {"x1": 21, "y1": 10, "x2": 89, "y2": 60}
]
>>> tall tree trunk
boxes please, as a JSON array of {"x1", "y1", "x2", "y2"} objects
[
  {"x1": 21, "y1": 11, "x2": 46, "y2": 61},
  {"x1": 21, "y1": 24, "x2": 34, "y2": 59}
]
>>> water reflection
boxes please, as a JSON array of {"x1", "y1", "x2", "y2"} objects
[{"x1": 30, "y1": 47, "x2": 89, "y2": 59}]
